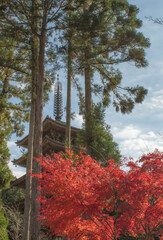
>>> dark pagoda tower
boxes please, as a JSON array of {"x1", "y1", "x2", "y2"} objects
[{"x1": 12, "y1": 75, "x2": 79, "y2": 187}]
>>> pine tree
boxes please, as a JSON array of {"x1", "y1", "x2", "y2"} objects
[
  {"x1": 69, "y1": 0, "x2": 150, "y2": 153},
  {"x1": 57, "y1": 1, "x2": 84, "y2": 149},
  {"x1": 0, "y1": 1, "x2": 73, "y2": 239},
  {"x1": 0, "y1": 34, "x2": 31, "y2": 138},
  {"x1": 77, "y1": 103, "x2": 121, "y2": 164}
]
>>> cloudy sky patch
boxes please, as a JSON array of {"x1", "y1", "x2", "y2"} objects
[{"x1": 113, "y1": 125, "x2": 163, "y2": 159}]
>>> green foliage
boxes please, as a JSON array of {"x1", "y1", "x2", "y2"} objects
[
  {"x1": 1, "y1": 187, "x2": 24, "y2": 206},
  {"x1": 68, "y1": 0, "x2": 149, "y2": 114},
  {"x1": 0, "y1": 34, "x2": 30, "y2": 141},
  {"x1": 0, "y1": 204, "x2": 8, "y2": 240},
  {"x1": 0, "y1": 139, "x2": 13, "y2": 240},
  {"x1": 0, "y1": 187, "x2": 24, "y2": 240},
  {"x1": 0, "y1": 140, "x2": 12, "y2": 190},
  {"x1": 0, "y1": 122, "x2": 12, "y2": 240},
  {"x1": 0, "y1": 3, "x2": 55, "y2": 139},
  {"x1": 77, "y1": 103, "x2": 121, "y2": 164},
  {"x1": 62, "y1": 0, "x2": 150, "y2": 155}
]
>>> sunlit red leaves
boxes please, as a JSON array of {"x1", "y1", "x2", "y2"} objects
[
  {"x1": 33, "y1": 149, "x2": 163, "y2": 239},
  {"x1": 125, "y1": 149, "x2": 163, "y2": 238}
]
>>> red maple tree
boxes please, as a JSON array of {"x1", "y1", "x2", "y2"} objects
[
  {"x1": 32, "y1": 149, "x2": 163, "y2": 240},
  {"x1": 123, "y1": 150, "x2": 163, "y2": 239}
]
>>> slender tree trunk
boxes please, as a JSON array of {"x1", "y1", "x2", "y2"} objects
[
  {"x1": 30, "y1": 29, "x2": 46, "y2": 240},
  {"x1": 84, "y1": 56, "x2": 92, "y2": 154},
  {"x1": 23, "y1": 100, "x2": 35, "y2": 240},
  {"x1": 23, "y1": 41, "x2": 37, "y2": 240},
  {"x1": 29, "y1": 1, "x2": 47, "y2": 239},
  {"x1": 23, "y1": 1, "x2": 38, "y2": 239},
  {"x1": 83, "y1": 2, "x2": 93, "y2": 154},
  {"x1": 66, "y1": 36, "x2": 72, "y2": 149}
]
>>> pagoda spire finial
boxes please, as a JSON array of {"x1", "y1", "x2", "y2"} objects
[{"x1": 54, "y1": 74, "x2": 63, "y2": 121}]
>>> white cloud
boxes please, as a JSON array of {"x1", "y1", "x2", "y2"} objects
[
  {"x1": 113, "y1": 125, "x2": 141, "y2": 139},
  {"x1": 143, "y1": 91, "x2": 163, "y2": 111},
  {"x1": 7, "y1": 141, "x2": 24, "y2": 178},
  {"x1": 112, "y1": 124, "x2": 163, "y2": 159},
  {"x1": 8, "y1": 161, "x2": 26, "y2": 178},
  {"x1": 7, "y1": 141, "x2": 16, "y2": 148},
  {"x1": 130, "y1": 89, "x2": 163, "y2": 118},
  {"x1": 153, "y1": 89, "x2": 163, "y2": 96},
  {"x1": 72, "y1": 114, "x2": 83, "y2": 128}
]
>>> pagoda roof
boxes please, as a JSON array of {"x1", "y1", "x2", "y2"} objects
[
  {"x1": 10, "y1": 174, "x2": 26, "y2": 188},
  {"x1": 13, "y1": 135, "x2": 80, "y2": 167},
  {"x1": 16, "y1": 115, "x2": 80, "y2": 148},
  {"x1": 12, "y1": 154, "x2": 27, "y2": 167},
  {"x1": 43, "y1": 135, "x2": 65, "y2": 153},
  {"x1": 12, "y1": 116, "x2": 80, "y2": 188},
  {"x1": 11, "y1": 137, "x2": 80, "y2": 188}
]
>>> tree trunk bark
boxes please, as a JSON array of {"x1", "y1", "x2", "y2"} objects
[
  {"x1": 29, "y1": 1, "x2": 46, "y2": 238},
  {"x1": 66, "y1": 37, "x2": 72, "y2": 149},
  {"x1": 31, "y1": 24, "x2": 46, "y2": 240},
  {"x1": 23, "y1": 100, "x2": 35, "y2": 240},
  {"x1": 23, "y1": 1, "x2": 38, "y2": 239},
  {"x1": 84, "y1": 62, "x2": 92, "y2": 154},
  {"x1": 30, "y1": 30, "x2": 45, "y2": 240},
  {"x1": 82, "y1": 0, "x2": 93, "y2": 154}
]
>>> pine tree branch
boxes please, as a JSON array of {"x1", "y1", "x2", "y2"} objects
[
  {"x1": 46, "y1": 0, "x2": 65, "y2": 23},
  {"x1": 46, "y1": 0, "x2": 73, "y2": 24},
  {"x1": 0, "y1": 62, "x2": 29, "y2": 75},
  {"x1": 5, "y1": 0, "x2": 27, "y2": 26},
  {"x1": 0, "y1": 44, "x2": 30, "y2": 50},
  {"x1": 16, "y1": 0, "x2": 41, "y2": 38},
  {"x1": 146, "y1": 16, "x2": 163, "y2": 25},
  {"x1": 0, "y1": 19, "x2": 29, "y2": 26},
  {"x1": 0, "y1": 105, "x2": 29, "y2": 112}
]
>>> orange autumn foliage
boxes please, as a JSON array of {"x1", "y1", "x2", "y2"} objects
[{"x1": 32, "y1": 149, "x2": 163, "y2": 240}]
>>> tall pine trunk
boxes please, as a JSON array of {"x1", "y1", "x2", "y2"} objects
[
  {"x1": 23, "y1": 1, "x2": 38, "y2": 239},
  {"x1": 23, "y1": 100, "x2": 35, "y2": 240},
  {"x1": 84, "y1": 57, "x2": 92, "y2": 154},
  {"x1": 30, "y1": 30, "x2": 46, "y2": 239},
  {"x1": 23, "y1": 38, "x2": 37, "y2": 240},
  {"x1": 66, "y1": 37, "x2": 72, "y2": 149},
  {"x1": 29, "y1": 1, "x2": 47, "y2": 239},
  {"x1": 83, "y1": 3, "x2": 93, "y2": 155}
]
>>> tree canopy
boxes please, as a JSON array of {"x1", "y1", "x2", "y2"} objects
[
  {"x1": 61, "y1": 0, "x2": 150, "y2": 153},
  {"x1": 33, "y1": 149, "x2": 163, "y2": 240},
  {"x1": 76, "y1": 103, "x2": 121, "y2": 164}
]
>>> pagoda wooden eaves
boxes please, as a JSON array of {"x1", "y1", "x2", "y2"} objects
[
  {"x1": 16, "y1": 116, "x2": 79, "y2": 149},
  {"x1": 12, "y1": 116, "x2": 80, "y2": 188},
  {"x1": 11, "y1": 174, "x2": 26, "y2": 188},
  {"x1": 13, "y1": 135, "x2": 80, "y2": 168}
]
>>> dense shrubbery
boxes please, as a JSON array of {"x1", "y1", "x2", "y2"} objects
[{"x1": 0, "y1": 204, "x2": 8, "y2": 240}]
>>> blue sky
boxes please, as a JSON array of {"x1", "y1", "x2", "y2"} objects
[{"x1": 8, "y1": 0, "x2": 163, "y2": 178}]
